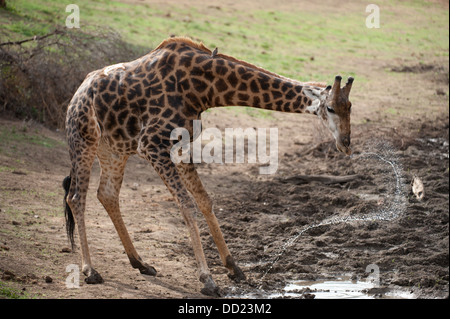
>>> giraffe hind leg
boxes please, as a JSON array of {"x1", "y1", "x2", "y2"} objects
[
  {"x1": 65, "y1": 144, "x2": 103, "y2": 284},
  {"x1": 65, "y1": 105, "x2": 104, "y2": 284},
  {"x1": 96, "y1": 144, "x2": 156, "y2": 276},
  {"x1": 138, "y1": 142, "x2": 220, "y2": 296}
]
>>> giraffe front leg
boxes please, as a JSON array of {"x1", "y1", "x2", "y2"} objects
[
  {"x1": 179, "y1": 202, "x2": 220, "y2": 296},
  {"x1": 166, "y1": 172, "x2": 220, "y2": 296},
  {"x1": 176, "y1": 162, "x2": 245, "y2": 283},
  {"x1": 139, "y1": 145, "x2": 220, "y2": 296}
]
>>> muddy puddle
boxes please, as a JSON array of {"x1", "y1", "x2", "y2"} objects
[
  {"x1": 227, "y1": 276, "x2": 415, "y2": 299},
  {"x1": 282, "y1": 278, "x2": 375, "y2": 299},
  {"x1": 278, "y1": 277, "x2": 415, "y2": 299}
]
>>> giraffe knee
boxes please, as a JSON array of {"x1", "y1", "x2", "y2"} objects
[
  {"x1": 196, "y1": 192, "x2": 213, "y2": 214},
  {"x1": 97, "y1": 187, "x2": 117, "y2": 208},
  {"x1": 203, "y1": 195, "x2": 213, "y2": 214},
  {"x1": 96, "y1": 187, "x2": 105, "y2": 203}
]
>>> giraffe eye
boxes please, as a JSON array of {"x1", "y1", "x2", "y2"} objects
[{"x1": 326, "y1": 106, "x2": 335, "y2": 113}]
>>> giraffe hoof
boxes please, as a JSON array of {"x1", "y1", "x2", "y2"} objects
[
  {"x1": 85, "y1": 270, "x2": 104, "y2": 284},
  {"x1": 201, "y1": 285, "x2": 221, "y2": 297},
  {"x1": 129, "y1": 256, "x2": 157, "y2": 276},
  {"x1": 225, "y1": 256, "x2": 246, "y2": 283},
  {"x1": 200, "y1": 274, "x2": 221, "y2": 297},
  {"x1": 139, "y1": 264, "x2": 157, "y2": 276},
  {"x1": 227, "y1": 267, "x2": 246, "y2": 283}
]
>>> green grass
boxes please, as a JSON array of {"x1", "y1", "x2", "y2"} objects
[
  {"x1": 0, "y1": 126, "x2": 64, "y2": 149},
  {"x1": 0, "y1": 281, "x2": 29, "y2": 299},
  {"x1": 1, "y1": 0, "x2": 447, "y2": 80},
  {"x1": 0, "y1": 0, "x2": 448, "y2": 123},
  {"x1": 0, "y1": 165, "x2": 15, "y2": 172},
  {"x1": 208, "y1": 106, "x2": 274, "y2": 120}
]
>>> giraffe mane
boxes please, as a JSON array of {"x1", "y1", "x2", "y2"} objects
[
  {"x1": 154, "y1": 37, "x2": 213, "y2": 54},
  {"x1": 302, "y1": 82, "x2": 327, "y2": 88},
  {"x1": 154, "y1": 37, "x2": 327, "y2": 88}
]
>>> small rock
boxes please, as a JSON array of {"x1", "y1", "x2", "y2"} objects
[
  {"x1": 18, "y1": 275, "x2": 29, "y2": 283},
  {"x1": 2, "y1": 270, "x2": 15, "y2": 280},
  {"x1": 131, "y1": 183, "x2": 139, "y2": 191}
]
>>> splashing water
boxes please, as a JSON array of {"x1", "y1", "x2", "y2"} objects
[{"x1": 257, "y1": 140, "x2": 407, "y2": 288}]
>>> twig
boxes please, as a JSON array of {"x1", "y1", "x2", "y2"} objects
[
  {"x1": 279, "y1": 174, "x2": 362, "y2": 185},
  {"x1": 299, "y1": 140, "x2": 334, "y2": 156},
  {"x1": 0, "y1": 30, "x2": 64, "y2": 47}
]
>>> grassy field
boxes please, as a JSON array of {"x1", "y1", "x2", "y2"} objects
[
  {"x1": 1, "y1": 0, "x2": 448, "y2": 125},
  {"x1": 1, "y1": 0, "x2": 448, "y2": 81}
]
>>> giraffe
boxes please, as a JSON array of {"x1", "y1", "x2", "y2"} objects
[{"x1": 63, "y1": 37, "x2": 354, "y2": 296}]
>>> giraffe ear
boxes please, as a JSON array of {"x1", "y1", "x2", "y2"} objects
[
  {"x1": 303, "y1": 86, "x2": 322, "y2": 98},
  {"x1": 302, "y1": 87, "x2": 322, "y2": 114},
  {"x1": 303, "y1": 86, "x2": 330, "y2": 100}
]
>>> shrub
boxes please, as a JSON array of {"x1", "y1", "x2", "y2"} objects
[{"x1": 0, "y1": 27, "x2": 143, "y2": 129}]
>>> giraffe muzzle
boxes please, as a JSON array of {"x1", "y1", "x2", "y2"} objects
[
  {"x1": 336, "y1": 136, "x2": 352, "y2": 156},
  {"x1": 342, "y1": 135, "x2": 351, "y2": 148}
]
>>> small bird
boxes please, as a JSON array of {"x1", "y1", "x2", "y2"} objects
[
  {"x1": 211, "y1": 47, "x2": 218, "y2": 58},
  {"x1": 411, "y1": 175, "x2": 425, "y2": 201}
]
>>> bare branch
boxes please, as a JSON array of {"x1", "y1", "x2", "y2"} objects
[
  {"x1": 0, "y1": 30, "x2": 65, "y2": 47},
  {"x1": 279, "y1": 174, "x2": 362, "y2": 185}
]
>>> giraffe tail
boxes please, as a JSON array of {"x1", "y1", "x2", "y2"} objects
[{"x1": 62, "y1": 175, "x2": 75, "y2": 250}]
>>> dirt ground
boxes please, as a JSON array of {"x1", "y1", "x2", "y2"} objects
[
  {"x1": 0, "y1": 110, "x2": 448, "y2": 299},
  {"x1": 0, "y1": 1, "x2": 449, "y2": 300}
]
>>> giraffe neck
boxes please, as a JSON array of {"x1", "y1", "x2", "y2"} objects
[
  {"x1": 177, "y1": 46, "x2": 322, "y2": 114},
  {"x1": 207, "y1": 61, "x2": 313, "y2": 113},
  {"x1": 147, "y1": 38, "x2": 326, "y2": 116}
]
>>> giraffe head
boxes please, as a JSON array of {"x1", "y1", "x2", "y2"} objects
[{"x1": 307, "y1": 75, "x2": 354, "y2": 155}]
